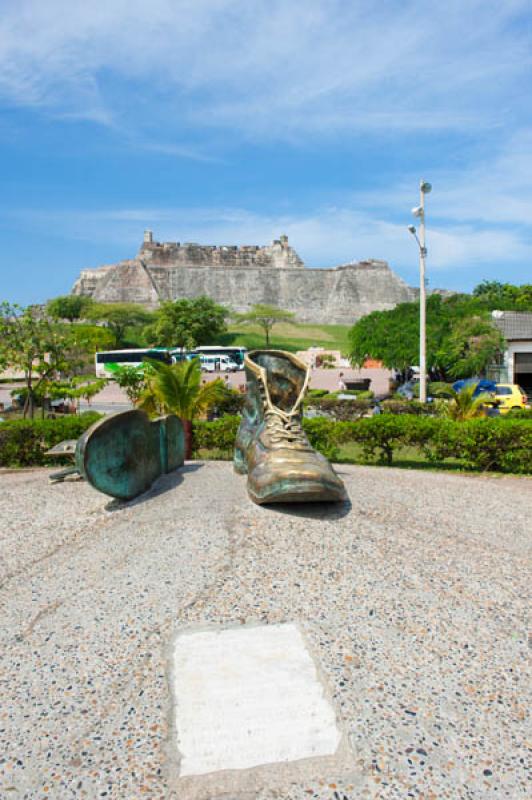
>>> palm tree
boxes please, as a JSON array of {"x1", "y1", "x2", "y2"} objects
[
  {"x1": 138, "y1": 359, "x2": 225, "y2": 458},
  {"x1": 443, "y1": 385, "x2": 492, "y2": 421}
]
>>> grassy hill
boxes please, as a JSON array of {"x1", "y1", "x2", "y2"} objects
[
  {"x1": 218, "y1": 322, "x2": 351, "y2": 354},
  {"x1": 123, "y1": 320, "x2": 352, "y2": 354}
]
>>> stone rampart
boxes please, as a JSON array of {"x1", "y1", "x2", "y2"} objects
[{"x1": 71, "y1": 233, "x2": 417, "y2": 324}]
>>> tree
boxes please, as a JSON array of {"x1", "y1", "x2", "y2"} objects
[
  {"x1": 348, "y1": 294, "x2": 505, "y2": 381},
  {"x1": 46, "y1": 375, "x2": 107, "y2": 413},
  {"x1": 348, "y1": 296, "x2": 451, "y2": 379},
  {"x1": 0, "y1": 303, "x2": 82, "y2": 418},
  {"x1": 113, "y1": 365, "x2": 151, "y2": 404},
  {"x1": 138, "y1": 358, "x2": 225, "y2": 457},
  {"x1": 472, "y1": 281, "x2": 532, "y2": 312},
  {"x1": 64, "y1": 324, "x2": 116, "y2": 372},
  {"x1": 234, "y1": 304, "x2": 295, "y2": 346},
  {"x1": 46, "y1": 294, "x2": 94, "y2": 321},
  {"x1": 144, "y1": 296, "x2": 228, "y2": 349},
  {"x1": 87, "y1": 303, "x2": 154, "y2": 346},
  {"x1": 439, "y1": 315, "x2": 504, "y2": 379}
]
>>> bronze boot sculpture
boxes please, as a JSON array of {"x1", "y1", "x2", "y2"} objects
[
  {"x1": 234, "y1": 350, "x2": 347, "y2": 504},
  {"x1": 76, "y1": 410, "x2": 184, "y2": 500}
]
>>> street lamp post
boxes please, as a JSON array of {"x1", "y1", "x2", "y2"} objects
[{"x1": 408, "y1": 180, "x2": 432, "y2": 403}]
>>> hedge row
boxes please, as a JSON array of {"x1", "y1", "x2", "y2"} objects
[
  {"x1": 192, "y1": 415, "x2": 241, "y2": 456},
  {"x1": 317, "y1": 416, "x2": 532, "y2": 473},
  {"x1": 306, "y1": 397, "x2": 437, "y2": 420},
  {"x1": 1, "y1": 413, "x2": 531, "y2": 474},
  {"x1": 0, "y1": 413, "x2": 102, "y2": 467},
  {"x1": 193, "y1": 414, "x2": 532, "y2": 474}
]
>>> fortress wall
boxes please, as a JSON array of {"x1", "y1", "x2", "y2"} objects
[
  {"x1": 71, "y1": 235, "x2": 417, "y2": 324},
  {"x1": 148, "y1": 262, "x2": 415, "y2": 324},
  {"x1": 71, "y1": 265, "x2": 114, "y2": 296},
  {"x1": 140, "y1": 238, "x2": 304, "y2": 269},
  {"x1": 323, "y1": 264, "x2": 416, "y2": 322}
]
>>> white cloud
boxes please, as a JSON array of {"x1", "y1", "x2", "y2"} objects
[
  {"x1": 0, "y1": 0, "x2": 530, "y2": 140},
  {"x1": 7, "y1": 203, "x2": 531, "y2": 281},
  {"x1": 333, "y1": 127, "x2": 532, "y2": 256},
  {"x1": 1, "y1": 1, "x2": 530, "y2": 288}
]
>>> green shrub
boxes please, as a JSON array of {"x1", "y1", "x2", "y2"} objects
[
  {"x1": 450, "y1": 418, "x2": 532, "y2": 473},
  {"x1": 192, "y1": 415, "x2": 241, "y2": 457},
  {"x1": 381, "y1": 400, "x2": 435, "y2": 416},
  {"x1": 428, "y1": 381, "x2": 455, "y2": 398},
  {"x1": 3, "y1": 411, "x2": 529, "y2": 474},
  {"x1": 302, "y1": 417, "x2": 341, "y2": 461},
  {"x1": 307, "y1": 397, "x2": 373, "y2": 421},
  {"x1": 189, "y1": 414, "x2": 532, "y2": 473},
  {"x1": 505, "y1": 407, "x2": 532, "y2": 419},
  {"x1": 0, "y1": 412, "x2": 102, "y2": 467},
  {"x1": 315, "y1": 353, "x2": 336, "y2": 368},
  {"x1": 335, "y1": 416, "x2": 415, "y2": 464},
  {"x1": 209, "y1": 387, "x2": 245, "y2": 418},
  {"x1": 399, "y1": 382, "x2": 455, "y2": 399},
  {"x1": 328, "y1": 389, "x2": 374, "y2": 399},
  {"x1": 333, "y1": 415, "x2": 532, "y2": 473}
]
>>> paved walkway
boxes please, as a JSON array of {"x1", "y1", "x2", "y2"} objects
[{"x1": 0, "y1": 464, "x2": 530, "y2": 799}]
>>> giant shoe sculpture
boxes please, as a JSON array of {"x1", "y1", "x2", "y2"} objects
[
  {"x1": 234, "y1": 350, "x2": 347, "y2": 504},
  {"x1": 76, "y1": 410, "x2": 184, "y2": 500}
]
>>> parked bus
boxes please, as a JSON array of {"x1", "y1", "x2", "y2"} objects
[
  {"x1": 95, "y1": 348, "x2": 173, "y2": 377},
  {"x1": 186, "y1": 346, "x2": 247, "y2": 367},
  {"x1": 195, "y1": 354, "x2": 239, "y2": 372}
]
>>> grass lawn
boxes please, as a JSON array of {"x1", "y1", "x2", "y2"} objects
[
  {"x1": 195, "y1": 443, "x2": 469, "y2": 473},
  {"x1": 123, "y1": 321, "x2": 352, "y2": 354},
  {"x1": 335, "y1": 443, "x2": 467, "y2": 472},
  {"x1": 219, "y1": 322, "x2": 351, "y2": 354}
]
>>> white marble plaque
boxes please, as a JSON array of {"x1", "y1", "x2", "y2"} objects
[{"x1": 173, "y1": 623, "x2": 341, "y2": 776}]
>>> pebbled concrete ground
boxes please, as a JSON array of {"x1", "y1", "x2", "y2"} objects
[{"x1": 0, "y1": 462, "x2": 530, "y2": 799}]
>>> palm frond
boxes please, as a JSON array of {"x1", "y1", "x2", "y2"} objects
[
  {"x1": 444, "y1": 385, "x2": 491, "y2": 421},
  {"x1": 139, "y1": 358, "x2": 225, "y2": 420}
]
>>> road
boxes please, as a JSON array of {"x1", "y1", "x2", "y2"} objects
[{"x1": 1, "y1": 367, "x2": 392, "y2": 417}]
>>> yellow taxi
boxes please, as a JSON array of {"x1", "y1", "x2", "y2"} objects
[{"x1": 493, "y1": 384, "x2": 529, "y2": 414}]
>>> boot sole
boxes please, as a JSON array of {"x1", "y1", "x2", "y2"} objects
[{"x1": 248, "y1": 479, "x2": 347, "y2": 505}]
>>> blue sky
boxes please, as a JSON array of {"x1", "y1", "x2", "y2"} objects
[{"x1": 0, "y1": 0, "x2": 531, "y2": 305}]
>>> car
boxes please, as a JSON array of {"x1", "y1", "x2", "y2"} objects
[{"x1": 492, "y1": 383, "x2": 529, "y2": 414}]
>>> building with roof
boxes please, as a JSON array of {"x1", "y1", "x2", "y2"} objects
[{"x1": 491, "y1": 311, "x2": 532, "y2": 393}]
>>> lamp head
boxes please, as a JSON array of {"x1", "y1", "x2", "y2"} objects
[
  {"x1": 407, "y1": 225, "x2": 416, "y2": 234},
  {"x1": 420, "y1": 181, "x2": 432, "y2": 194},
  {"x1": 411, "y1": 205, "x2": 423, "y2": 218}
]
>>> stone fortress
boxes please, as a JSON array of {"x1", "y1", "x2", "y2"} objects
[{"x1": 71, "y1": 230, "x2": 418, "y2": 325}]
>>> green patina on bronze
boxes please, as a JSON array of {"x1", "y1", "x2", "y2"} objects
[
  {"x1": 76, "y1": 409, "x2": 184, "y2": 500},
  {"x1": 234, "y1": 350, "x2": 347, "y2": 505}
]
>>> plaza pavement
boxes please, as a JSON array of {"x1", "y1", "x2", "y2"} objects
[{"x1": 0, "y1": 462, "x2": 529, "y2": 799}]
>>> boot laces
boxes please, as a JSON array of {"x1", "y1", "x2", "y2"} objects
[{"x1": 264, "y1": 407, "x2": 307, "y2": 446}]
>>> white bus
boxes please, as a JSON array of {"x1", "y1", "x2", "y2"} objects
[
  {"x1": 95, "y1": 348, "x2": 173, "y2": 377},
  {"x1": 196, "y1": 354, "x2": 239, "y2": 372},
  {"x1": 186, "y1": 346, "x2": 247, "y2": 368}
]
